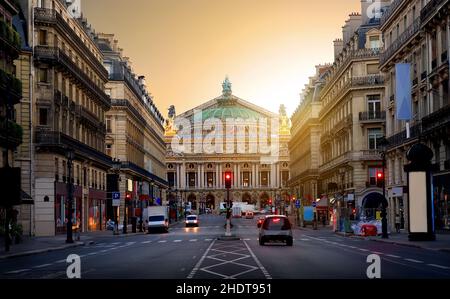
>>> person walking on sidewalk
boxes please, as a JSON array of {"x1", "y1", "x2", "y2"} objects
[{"x1": 395, "y1": 214, "x2": 401, "y2": 233}]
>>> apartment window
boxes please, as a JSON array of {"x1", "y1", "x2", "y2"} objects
[
  {"x1": 83, "y1": 167, "x2": 87, "y2": 187},
  {"x1": 367, "y1": 95, "x2": 381, "y2": 117},
  {"x1": 39, "y1": 108, "x2": 48, "y2": 125},
  {"x1": 39, "y1": 30, "x2": 47, "y2": 45},
  {"x1": 369, "y1": 167, "x2": 383, "y2": 186},
  {"x1": 368, "y1": 128, "x2": 383, "y2": 150},
  {"x1": 39, "y1": 68, "x2": 48, "y2": 83},
  {"x1": 260, "y1": 171, "x2": 269, "y2": 187},
  {"x1": 188, "y1": 173, "x2": 196, "y2": 187},
  {"x1": 106, "y1": 144, "x2": 112, "y2": 156},
  {"x1": 207, "y1": 172, "x2": 214, "y2": 187},
  {"x1": 167, "y1": 172, "x2": 176, "y2": 188},
  {"x1": 242, "y1": 172, "x2": 250, "y2": 187},
  {"x1": 106, "y1": 118, "x2": 112, "y2": 133},
  {"x1": 367, "y1": 63, "x2": 379, "y2": 75},
  {"x1": 281, "y1": 171, "x2": 289, "y2": 187},
  {"x1": 76, "y1": 165, "x2": 80, "y2": 185},
  {"x1": 369, "y1": 36, "x2": 380, "y2": 49}
]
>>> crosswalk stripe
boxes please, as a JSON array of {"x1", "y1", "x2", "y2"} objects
[
  {"x1": 174, "y1": 240, "x2": 182, "y2": 242},
  {"x1": 142, "y1": 241, "x2": 151, "y2": 244}
]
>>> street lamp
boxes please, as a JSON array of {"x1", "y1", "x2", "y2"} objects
[
  {"x1": 66, "y1": 149, "x2": 75, "y2": 244},
  {"x1": 111, "y1": 159, "x2": 121, "y2": 235},
  {"x1": 379, "y1": 137, "x2": 389, "y2": 239}
]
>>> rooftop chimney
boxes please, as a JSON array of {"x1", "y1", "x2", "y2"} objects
[{"x1": 333, "y1": 39, "x2": 344, "y2": 58}]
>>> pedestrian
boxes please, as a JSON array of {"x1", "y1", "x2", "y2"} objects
[{"x1": 395, "y1": 214, "x2": 401, "y2": 233}]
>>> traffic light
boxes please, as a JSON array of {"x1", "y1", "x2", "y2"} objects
[
  {"x1": 376, "y1": 170, "x2": 384, "y2": 187},
  {"x1": 268, "y1": 198, "x2": 272, "y2": 205},
  {"x1": 125, "y1": 193, "x2": 132, "y2": 201},
  {"x1": 225, "y1": 172, "x2": 232, "y2": 189}
]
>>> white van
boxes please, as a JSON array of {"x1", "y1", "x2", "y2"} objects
[{"x1": 147, "y1": 206, "x2": 169, "y2": 233}]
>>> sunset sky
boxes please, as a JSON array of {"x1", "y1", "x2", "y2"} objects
[{"x1": 84, "y1": 0, "x2": 361, "y2": 117}]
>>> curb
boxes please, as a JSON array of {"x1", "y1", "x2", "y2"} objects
[
  {"x1": 0, "y1": 241, "x2": 86, "y2": 260},
  {"x1": 335, "y1": 232, "x2": 450, "y2": 253}
]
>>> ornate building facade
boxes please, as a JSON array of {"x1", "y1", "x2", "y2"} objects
[
  {"x1": 165, "y1": 78, "x2": 290, "y2": 216},
  {"x1": 380, "y1": 0, "x2": 450, "y2": 231},
  {"x1": 96, "y1": 33, "x2": 167, "y2": 227},
  {"x1": 289, "y1": 65, "x2": 330, "y2": 215},
  {"x1": 18, "y1": 0, "x2": 113, "y2": 236},
  {"x1": 318, "y1": 9, "x2": 388, "y2": 215}
]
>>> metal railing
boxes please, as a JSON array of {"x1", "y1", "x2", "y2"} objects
[
  {"x1": 387, "y1": 123, "x2": 422, "y2": 149},
  {"x1": 359, "y1": 111, "x2": 386, "y2": 122},
  {"x1": 33, "y1": 8, "x2": 108, "y2": 80},
  {"x1": 35, "y1": 130, "x2": 112, "y2": 167},
  {"x1": 422, "y1": 104, "x2": 450, "y2": 134},
  {"x1": 380, "y1": 18, "x2": 421, "y2": 66},
  {"x1": 421, "y1": 0, "x2": 450, "y2": 25},
  {"x1": 34, "y1": 46, "x2": 111, "y2": 109},
  {"x1": 380, "y1": 0, "x2": 407, "y2": 27}
]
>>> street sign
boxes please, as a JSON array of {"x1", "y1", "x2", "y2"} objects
[
  {"x1": 112, "y1": 192, "x2": 120, "y2": 207},
  {"x1": 312, "y1": 202, "x2": 317, "y2": 208},
  {"x1": 295, "y1": 200, "x2": 301, "y2": 208}
]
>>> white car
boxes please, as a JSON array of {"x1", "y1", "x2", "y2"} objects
[{"x1": 185, "y1": 215, "x2": 199, "y2": 227}]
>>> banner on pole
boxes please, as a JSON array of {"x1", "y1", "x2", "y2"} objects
[{"x1": 395, "y1": 63, "x2": 412, "y2": 120}]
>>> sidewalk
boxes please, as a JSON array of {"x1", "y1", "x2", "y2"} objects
[
  {"x1": 0, "y1": 220, "x2": 183, "y2": 260},
  {"x1": 335, "y1": 231, "x2": 450, "y2": 253}
]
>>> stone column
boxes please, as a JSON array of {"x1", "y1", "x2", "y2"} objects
[
  {"x1": 197, "y1": 165, "x2": 201, "y2": 189},
  {"x1": 252, "y1": 164, "x2": 256, "y2": 187},
  {"x1": 255, "y1": 164, "x2": 259, "y2": 187},
  {"x1": 233, "y1": 164, "x2": 237, "y2": 186},
  {"x1": 219, "y1": 164, "x2": 223, "y2": 188},
  {"x1": 215, "y1": 164, "x2": 219, "y2": 188},
  {"x1": 270, "y1": 164, "x2": 276, "y2": 188},
  {"x1": 181, "y1": 163, "x2": 186, "y2": 189},
  {"x1": 237, "y1": 164, "x2": 241, "y2": 188}
]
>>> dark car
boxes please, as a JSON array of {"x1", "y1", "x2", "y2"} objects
[{"x1": 258, "y1": 215, "x2": 293, "y2": 246}]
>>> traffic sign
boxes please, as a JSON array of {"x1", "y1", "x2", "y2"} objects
[
  {"x1": 295, "y1": 200, "x2": 301, "y2": 208},
  {"x1": 112, "y1": 192, "x2": 121, "y2": 207},
  {"x1": 312, "y1": 202, "x2": 317, "y2": 208}
]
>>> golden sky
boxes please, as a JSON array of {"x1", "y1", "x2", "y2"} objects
[{"x1": 84, "y1": 0, "x2": 360, "y2": 117}]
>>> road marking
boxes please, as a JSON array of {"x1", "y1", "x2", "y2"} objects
[
  {"x1": 386, "y1": 254, "x2": 401, "y2": 258},
  {"x1": 126, "y1": 242, "x2": 136, "y2": 245},
  {"x1": 428, "y1": 264, "x2": 450, "y2": 270},
  {"x1": 142, "y1": 241, "x2": 152, "y2": 244},
  {"x1": 404, "y1": 258, "x2": 424, "y2": 263},
  {"x1": 187, "y1": 239, "x2": 216, "y2": 279},
  {"x1": 55, "y1": 259, "x2": 66, "y2": 263},
  {"x1": 189, "y1": 239, "x2": 198, "y2": 242},
  {"x1": 88, "y1": 252, "x2": 97, "y2": 256},
  {"x1": 100, "y1": 250, "x2": 108, "y2": 253},
  {"x1": 243, "y1": 238, "x2": 251, "y2": 241},
  {"x1": 34, "y1": 264, "x2": 52, "y2": 269},
  {"x1": 300, "y1": 238, "x2": 310, "y2": 241},
  {"x1": 243, "y1": 240, "x2": 272, "y2": 279},
  {"x1": 158, "y1": 240, "x2": 167, "y2": 243},
  {"x1": 204, "y1": 239, "x2": 212, "y2": 241},
  {"x1": 5, "y1": 269, "x2": 31, "y2": 274},
  {"x1": 372, "y1": 251, "x2": 384, "y2": 255},
  {"x1": 174, "y1": 240, "x2": 182, "y2": 243},
  {"x1": 359, "y1": 248, "x2": 369, "y2": 252}
]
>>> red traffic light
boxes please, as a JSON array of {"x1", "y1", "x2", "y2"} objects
[
  {"x1": 125, "y1": 193, "x2": 132, "y2": 201},
  {"x1": 377, "y1": 172, "x2": 383, "y2": 179},
  {"x1": 225, "y1": 172, "x2": 232, "y2": 188},
  {"x1": 269, "y1": 199, "x2": 272, "y2": 205}
]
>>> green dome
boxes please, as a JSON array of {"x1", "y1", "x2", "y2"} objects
[{"x1": 202, "y1": 106, "x2": 262, "y2": 120}]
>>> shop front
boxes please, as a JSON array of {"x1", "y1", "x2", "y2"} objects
[
  {"x1": 88, "y1": 189, "x2": 106, "y2": 231},
  {"x1": 433, "y1": 173, "x2": 450, "y2": 231},
  {"x1": 55, "y1": 182, "x2": 82, "y2": 234}
]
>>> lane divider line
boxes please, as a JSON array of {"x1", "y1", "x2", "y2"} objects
[
  {"x1": 243, "y1": 240, "x2": 272, "y2": 280},
  {"x1": 187, "y1": 239, "x2": 216, "y2": 279}
]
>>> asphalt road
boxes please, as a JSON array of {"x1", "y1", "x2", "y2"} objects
[{"x1": 1, "y1": 214, "x2": 450, "y2": 279}]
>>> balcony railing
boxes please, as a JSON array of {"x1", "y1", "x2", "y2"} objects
[
  {"x1": 0, "y1": 68, "x2": 22, "y2": 104},
  {"x1": 359, "y1": 111, "x2": 386, "y2": 122},
  {"x1": 387, "y1": 123, "x2": 422, "y2": 149},
  {"x1": 380, "y1": 18, "x2": 421, "y2": 66},
  {"x1": 321, "y1": 48, "x2": 382, "y2": 98},
  {"x1": 380, "y1": 0, "x2": 407, "y2": 27},
  {"x1": 412, "y1": 77, "x2": 418, "y2": 86},
  {"x1": 432, "y1": 59, "x2": 438, "y2": 70},
  {"x1": 33, "y1": 8, "x2": 108, "y2": 80},
  {"x1": 35, "y1": 130, "x2": 112, "y2": 167},
  {"x1": 80, "y1": 106, "x2": 100, "y2": 126},
  {"x1": 34, "y1": 46, "x2": 111, "y2": 109},
  {"x1": 0, "y1": 117, "x2": 23, "y2": 148},
  {"x1": 361, "y1": 150, "x2": 382, "y2": 161},
  {"x1": 421, "y1": 0, "x2": 450, "y2": 25},
  {"x1": 0, "y1": 19, "x2": 21, "y2": 56},
  {"x1": 422, "y1": 104, "x2": 450, "y2": 134}
]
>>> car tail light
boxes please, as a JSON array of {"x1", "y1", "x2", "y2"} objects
[{"x1": 272, "y1": 218, "x2": 281, "y2": 223}]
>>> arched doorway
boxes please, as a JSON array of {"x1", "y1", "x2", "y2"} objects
[
  {"x1": 206, "y1": 194, "x2": 215, "y2": 210},
  {"x1": 259, "y1": 192, "x2": 270, "y2": 209},
  {"x1": 187, "y1": 194, "x2": 197, "y2": 211},
  {"x1": 242, "y1": 192, "x2": 256, "y2": 205}
]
